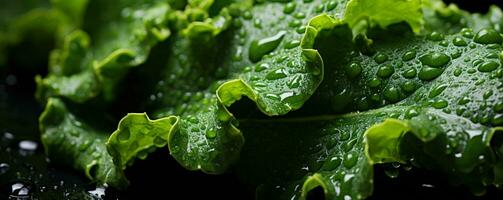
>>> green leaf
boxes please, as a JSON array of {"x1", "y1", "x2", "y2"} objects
[
  {"x1": 36, "y1": 0, "x2": 171, "y2": 103},
  {"x1": 151, "y1": 0, "x2": 331, "y2": 173},
  {"x1": 39, "y1": 98, "x2": 129, "y2": 188},
  {"x1": 106, "y1": 114, "x2": 179, "y2": 170},
  {"x1": 40, "y1": 98, "x2": 179, "y2": 188},
  {"x1": 344, "y1": 0, "x2": 423, "y2": 34},
  {"x1": 365, "y1": 109, "x2": 503, "y2": 195},
  {"x1": 236, "y1": 25, "x2": 503, "y2": 199},
  {"x1": 148, "y1": 0, "x2": 430, "y2": 175},
  {"x1": 422, "y1": 0, "x2": 503, "y2": 34}
]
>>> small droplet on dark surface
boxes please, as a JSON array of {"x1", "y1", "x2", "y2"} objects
[
  {"x1": 5, "y1": 75, "x2": 17, "y2": 86},
  {"x1": 18, "y1": 140, "x2": 37, "y2": 151},
  {"x1": 0, "y1": 163, "x2": 10, "y2": 175},
  {"x1": 10, "y1": 182, "x2": 30, "y2": 198},
  {"x1": 3, "y1": 132, "x2": 14, "y2": 140},
  {"x1": 88, "y1": 186, "x2": 106, "y2": 198}
]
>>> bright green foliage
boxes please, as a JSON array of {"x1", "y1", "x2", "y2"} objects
[
  {"x1": 3, "y1": 0, "x2": 498, "y2": 199},
  {"x1": 39, "y1": 98, "x2": 129, "y2": 188},
  {"x1": 107, "y1": 113, "x2": 179, "y2": 170},
  {"x1": 344, "y1": 0, "x2": 423, "y2": 34},
  {"x1": 237, "y1": 24, "x2": 503, "y2": 199},
  {"x1": 36, "y1": 0, "x2": 171, "y2": 102}
]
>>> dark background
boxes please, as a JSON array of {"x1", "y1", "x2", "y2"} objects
[{"x1": 1, "y1": 0, "x2": 503, "y2": 199}]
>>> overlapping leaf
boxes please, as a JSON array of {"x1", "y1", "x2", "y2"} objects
[
  {"x1": 36, "y1": 0, "x2": 171, "y2": 103},
  {"x1": 40, "y1": 98, "x2": 178, "y2": 188},
  {"x1": 237, "y1": 23, "x2": 503, "y2": 199}
]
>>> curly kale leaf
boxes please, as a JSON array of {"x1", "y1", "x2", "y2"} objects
[
  {"x1": 237, "y1": 24, "x2": 503, "y2": 199},
  {"x1": 36, "y1": 0, "x2": 171, "y2": 103},
  {"x1": 40, "y1": 98, "x2": 178, "y2": 188}
]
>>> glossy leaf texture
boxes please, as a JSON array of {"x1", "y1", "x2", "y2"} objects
[
  {"x1": 236, "y1": 23, "x2": 503, "y2": 199},
  {"x1": 39, "y1": 98, "x2": 129, "y2": 188},
  {"x1": 148, "y1": 0, "x2": 424, "y2": 173},
  {"x1": 422, "y1": 0, "x2": 503, "y2": 34},
  {"x1": 23, "y1": 0, "x2": 502, "y2": 198},
  {"x1": 39, "y1": 98, "x2": 178, "y2": 188},
  {"x1": 35, "y1": 0, "x2": 171, "y2": 103}
]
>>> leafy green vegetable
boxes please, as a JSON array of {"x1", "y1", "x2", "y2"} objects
[
  {"x1": 40, "y1": 98, "x2": 178, "y2": 188},
  {"x1": 36, "y1": 0, "x2": 171, "y2": 102},
  {"x1": 422, "y1": 0, "x2": 503, "y2": 34},
  {"x1": 344, "y1": 0, "x2": 423, "y2": 34},
  {"x1": 40, "y1": 98, "x2": 129, "y2": 188},
  {"x1": 151, "y1": 0, "x2": 425, "y2": 174},
  {"x1": 1, "y1": 0, "x2": 497, "y2": 199},
  {"x1": 237, "y1": 22, "x2": 503, "y2": 199}
]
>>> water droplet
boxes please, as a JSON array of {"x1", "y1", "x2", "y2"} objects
[
  {"x1": 254, "y1": 63, "x2": 270, "y2": 72},
  {"x1": 19, "y1": 140, "x2": 38, "y2": 151},
  {"x1": 377, "y1": 65, "x2": 394, "y2": 78},
  {"x1": 11, "y1": 182, "x2": 29, "y2": 197},
  {"x1": 385, "y1": 168, "x2": 399, "y2": 178},
  {"x1": 402, "y1": 50, "x2": 416, "y2": 61},
  {"x1": 279, "y1": 91, "x2": 295, "y2": 101},
  {"x1": 249, "y1": 31, "x2": 287, "y2": 62},
  {"x1": 339, "y1": 130, "x2": 350, "y2": 141},
  {"x1": 461, "y1": 28, "x2": 474, "y2": 38},
  {"x1": 253, "y1": 18, "x2": 262, "y2": 28},
  {"x1": 478, "y1": 61, "x2": 499, "y2": 72},
  {"x1": 452, "y1": 37, "x2": 467, "y2": 46},
  {"x1": 384, "y1": 86, "x2": 400, "y2": 103},
  {"x1": 344, "y1": 139, "x2": 357, "y2": 152},
  {"x1": 420, "y1": 52, "x2": 450, "y2": 68},
  {"x1": 296, "y1": 25, "x2": 307, "y2": 34},
  {"x1": 266, "y1": 68, "x2": 288, "y2": 80},
  {"x1": 402, "y1": 68, "x2": 417, "y2": 79},
  {"x1": 368, "y1": 78, "x2": 381, "y2": 88},
  {"x1": 0, "y1": 163, "x2": 9, "y2": 175},
  {"x1": 343, "y1": 152, "x2": 358, "y2": 169},
  {"x1": 474, "y1": 28, "x2": 502, "y2": 44},
  {"x1": 402, "y1": 81, "x2": 416, "y2": 93},
  {"x1": 242, "y1": 11, "x2": 252, "y2": 20},
  {"x1": 294, "y1": 12, "x2": 305, "y2": 19},
  {"x1": 453, "y1": 67, "x2": 462, "y2": 76},
  {"x1": 265, "y1": 93, "x2": 281, "y2": 101},
  {"x1": 283, "y1": 2, "x2": 296, "y2": 14},
  {"x1": 206, "y1": 130, "x2": 217, "y2": 139},
  {"x1": 315, "y1": 4, "x2": 324, "y2": 13},
  {"x1": 232, "y1": 47, "x2": 243, "y2": 61},
  {"x1": 346, "y1": 63, "x2": 362, "y2": 78},
  {"x1": 289, "y1": 19, "x2": 302, "y2": 28},
  {"x1": 3, "y1": 131, "x2": 14, "y2": 140},
  {"x1": 284, "y1": 40, "x2": 301, "y2": 49},
  {"x1": 418, "y1": 67, "x2": 444, "y2": 81},
  {"x1": 439, "y1": 40, "x2": 449, "y2": 47},
  {"x1": 428, "y1": 84, "x2": 448, "y2": 98},
  {"x1": 432, "y1": 99, "x2": 448, "y2": 109},
  {"x1": 287, "y1": 75, "x2": 301, "y2": 88},
  {"x1": 428, "y1": 32, "x2": 444, "y2": 41},
  {"x1": 374, "y1": 53, "x2": 388, "y2": 64},
  {"x1": 483, "y1": 90, "x2": 493, "y2": 99},
  {"x1": 326, "y1": 0, "x2": 338, "y2": 11},
  {"x1": 450, "y1": 49, "x2": 462, "y2": 58},
  {"x1": 88, "y1": 186, "x2": 106, "y2": 198},
  {"x1": 323, "y1": 156, "x2": 342, "y2": 171},
  {"x1": 405, "y1": 108, "x2": 419, "y2": 118}
]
